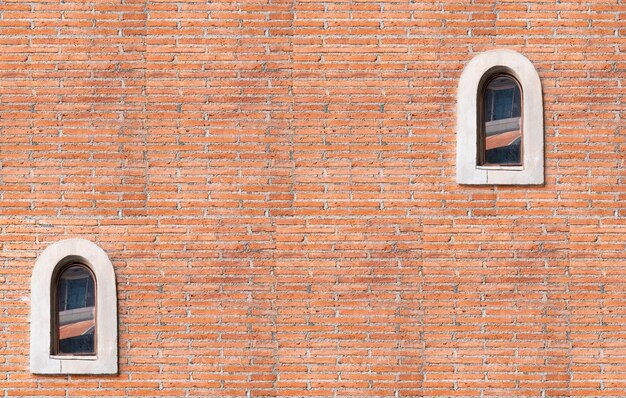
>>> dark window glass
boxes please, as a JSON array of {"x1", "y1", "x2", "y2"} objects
[
  {"x1": 54, "y1": 265, "x2": 95, "y2": 355},
  {"x1": 481, "y1": 75, "x2": 522, "y2": 165}
]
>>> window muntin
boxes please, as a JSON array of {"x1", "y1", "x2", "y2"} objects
[
  {"x1": 53, "y1": 264, "x2": 96, "y2": 356},
  {"x1": 480, "y1": 75, "x2": 522, "y2": 166}
]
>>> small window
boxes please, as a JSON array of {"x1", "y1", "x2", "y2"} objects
[
  {"x1": 31, "y1": 239, "x2": 117, "y2": 374},
  {"x1": 53, "y1": 264, "x2": 96, "y2": 356},
  {"x1": 456, "y1": 49, "x2": 544, "y2": 185},
  {"x1": 480, "y1": 75, "x2": 522, "y2": 166}
]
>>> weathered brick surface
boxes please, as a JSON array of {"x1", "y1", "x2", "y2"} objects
[{"x1": 0, "y1": 0, "x2": 625, "y2": 396}]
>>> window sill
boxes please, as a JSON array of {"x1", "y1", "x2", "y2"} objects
[
  {"x1": 476, "y1": 165, "x2": 524, "y2": 171},
  {"x1": 50, "y1": 355, "x2": 97, "y2": 361}
]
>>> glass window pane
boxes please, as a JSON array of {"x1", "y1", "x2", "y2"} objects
[
  {"x1": 56, "y1": 265, "x2": 95, "y2": 355},
  {"x1": 483, "y1": 76, "x2": 522, "y2": 165}
]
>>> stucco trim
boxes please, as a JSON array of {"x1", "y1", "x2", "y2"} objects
[
  {"x1": 456, "y1": 49, "x2": 544, "y2": 185},
  {"x1": 30, "y1": 239, "x2": 118, "y2": 374}
]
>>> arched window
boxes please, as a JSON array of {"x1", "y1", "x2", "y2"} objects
[
  {"x1": 31, "y1": 239, "x2": 117, "y2": 374},
  {"x1": 479, "y1": 74, "x2": 522, "y2": 166},
  {"x1": 53, "y1": 264, "x2": 96, "y2": 356},
  {"x1": 457, "y1": 49, "x2": 543, "y2": 185}
]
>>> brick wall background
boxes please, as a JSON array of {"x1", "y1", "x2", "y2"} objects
[{"x1": 1, "y1": 0, "x2": 625, "y2": 396}]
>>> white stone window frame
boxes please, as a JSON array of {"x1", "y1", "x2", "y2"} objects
[
  {"x1": 30, "y1": 238, "x2": 118, "y2": 374},
  {"x1": 457, "y1": 49, "x2": 544, "y2": 185}
]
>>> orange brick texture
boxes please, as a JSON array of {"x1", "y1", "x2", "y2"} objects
[{"x1": 0, "y1": 0, "x2": 625, "y2": 396}]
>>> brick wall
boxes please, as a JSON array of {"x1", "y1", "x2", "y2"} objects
[{"x1": 1, "y1": 0, "x2": 625, "y2": 396}]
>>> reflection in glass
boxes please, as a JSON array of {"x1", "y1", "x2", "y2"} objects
[
  {"x1": 482, "y1": 75, "x2": 522, "y2": 165},
  {"x1": 55, "y1": 265, "x2": 95, "y2": 355}
]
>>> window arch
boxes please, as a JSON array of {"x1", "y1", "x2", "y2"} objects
[
  {"x1": 457, "y1": 49, "x2": 544, "y2": 185},
  {"x1": 30, "y1": 239, "x2": 117, "y2": 374}
]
